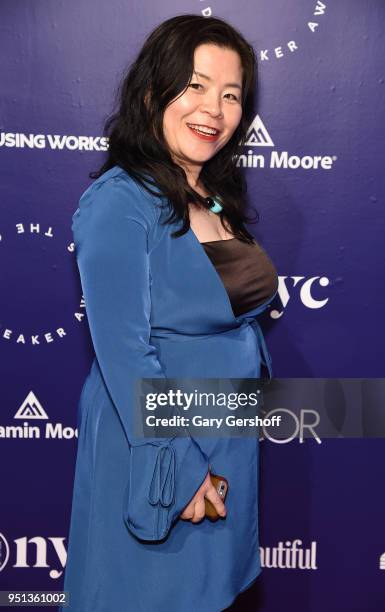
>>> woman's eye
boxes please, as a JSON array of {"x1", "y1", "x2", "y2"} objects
[
  {"x1": 225, "y1": 93, "x2": 239, "y2": 101},
  {"x1": 189, "y1": 83, "x2": 203, "y2": 90}
]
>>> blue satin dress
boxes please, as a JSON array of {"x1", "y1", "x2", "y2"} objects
[{"x1": 60, "y1": 165, "x2": 279, "y2": 612}]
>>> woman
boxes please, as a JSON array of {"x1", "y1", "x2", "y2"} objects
[{"x1": 62, "y1": 14, "x2": 279, "y2": 612}]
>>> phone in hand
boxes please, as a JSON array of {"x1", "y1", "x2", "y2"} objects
[{"x1": 205, "y1": 472, "x2": 228, "y2": 521}]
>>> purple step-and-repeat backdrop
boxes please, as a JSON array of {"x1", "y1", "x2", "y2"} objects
[{"x1": 1, "y1": 2, "x2": 384, "y2": 611}]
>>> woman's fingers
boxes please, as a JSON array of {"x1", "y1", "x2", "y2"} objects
[
  {"x1": 204, "y1": 484, "x2": 227, "y2": 517},
  {"x1": 180, "y1": 502, "x2": 195, "y2": 520},
  {"x1": 191, "y1": 498, "x2": 206, "y2": 523},
  {"x1": 180, "y1": 498, "x2": 206, "y2": 522},
  {"x1": 179, "y1": 471, "x2": 227, "y2": 521}
]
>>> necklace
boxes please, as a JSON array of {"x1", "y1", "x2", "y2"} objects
[{"x1": 205, "y1": 196, "x2": 223, "y2": 214}]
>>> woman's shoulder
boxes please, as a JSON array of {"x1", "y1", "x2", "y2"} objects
[{"x1": 73, "y1": 165, "x2": 161, "y2": 235}]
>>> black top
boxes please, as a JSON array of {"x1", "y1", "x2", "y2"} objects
[{"x1": 202, "y1": 237, "x2": 278, "y2": 317}]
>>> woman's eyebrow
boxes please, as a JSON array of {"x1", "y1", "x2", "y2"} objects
[{"x1": 193, "y1": 70, "x2": 242, "y2": 90}]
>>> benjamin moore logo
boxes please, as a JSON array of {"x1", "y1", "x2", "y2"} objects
[
  {"x1": 14, "y1": 391, "x2": 49, "y2": 419},
  {"x1": 237, "y1": 114, "x2": 337, "y2": 170},
  {"x1": 0, "y1": 391, "x2": 78, "y2": 439},
  {"x1": 245, "y1": 115, "x2": 274, "y2": 147}
]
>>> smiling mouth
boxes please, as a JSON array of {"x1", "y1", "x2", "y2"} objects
[{"x1": 186, "y1": 123, "x2": 221, "y2": 135}]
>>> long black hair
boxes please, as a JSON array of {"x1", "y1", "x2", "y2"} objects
[{"x1": 90, "y1": 14, "x2": 259, "y2": 240}]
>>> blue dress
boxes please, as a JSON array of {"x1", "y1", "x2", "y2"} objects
[{"x1": 61, "y1": 165, "x2": 279, "y2": 612}]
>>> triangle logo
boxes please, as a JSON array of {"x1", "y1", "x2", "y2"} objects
[
  {"x1": 245, "y1": 115, "x2": 274, "y2": 147},
  {"x1": 14, "y1": 391, "x2": 49, "y2": 420}
]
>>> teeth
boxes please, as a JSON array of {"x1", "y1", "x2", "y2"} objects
[{"x1": 187, "y1": 124, "x2": 218, "y2": 135}]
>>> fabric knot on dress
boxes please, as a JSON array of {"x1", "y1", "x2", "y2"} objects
[
  {"x1": 147, "y1": 443, "x2": 176, "y2": 507},
  {"x1": 246, "y1": 319, "x2": 273, "y2": 380}
]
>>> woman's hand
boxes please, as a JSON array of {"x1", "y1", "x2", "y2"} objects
[{"x1": 179, "y1": 471, "x2": 227, "y2": 523}]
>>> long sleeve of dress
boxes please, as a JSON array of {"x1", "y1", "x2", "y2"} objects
[{"x1": 72, "y1": 173, "x2": 209, "y2": 542}]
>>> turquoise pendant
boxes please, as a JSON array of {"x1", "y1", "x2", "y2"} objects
[{"x1": 206, "y1": 196, "x2": 223, "y2": 214}]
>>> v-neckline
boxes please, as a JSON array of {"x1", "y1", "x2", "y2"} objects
[
  {"x1": 186, "y1": 226, "x2": 279, "y2": 323},
  {"x1": 187, "y1": 227, "x2": 239, "y2": 323}
]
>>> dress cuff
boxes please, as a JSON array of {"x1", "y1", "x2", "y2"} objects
[{"x1": 123, "y1": 438, "x2": 209, "y2": 542}]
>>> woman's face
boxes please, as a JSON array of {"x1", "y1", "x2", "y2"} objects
[{"x1": 162, "y1": 43, "x2": 243, "y2": 180}]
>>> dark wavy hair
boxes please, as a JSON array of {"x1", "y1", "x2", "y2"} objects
[{"x1": 90, "y1": 14, "x2": 259, "y2": 240}]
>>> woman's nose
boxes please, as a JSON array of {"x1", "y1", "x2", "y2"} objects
[{"x1": 200, "y1": 93, "x2": 223, "y2": 117}]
